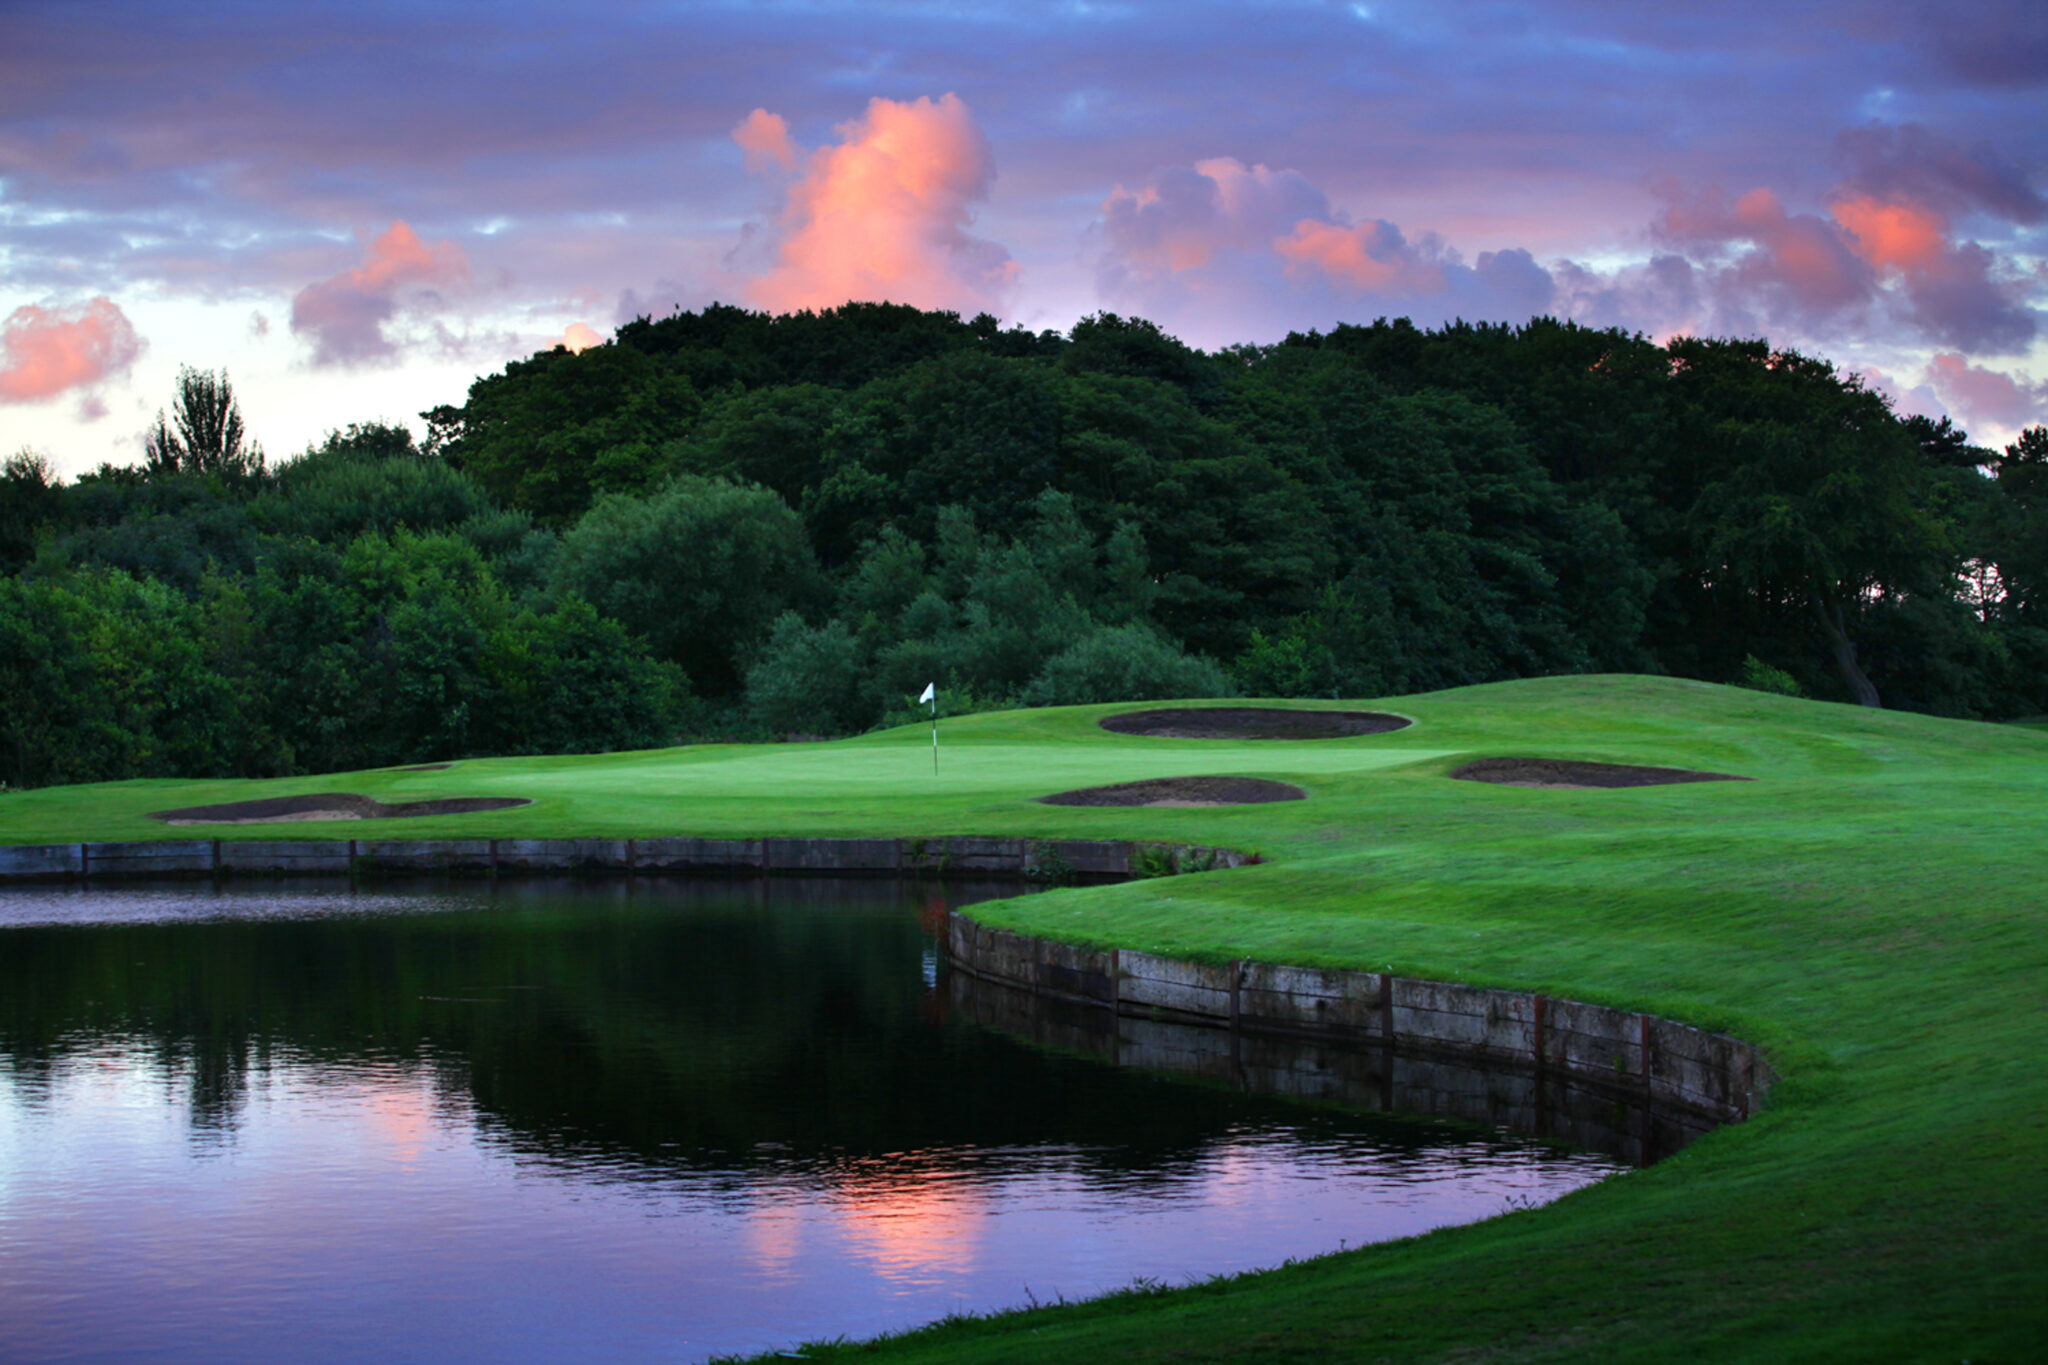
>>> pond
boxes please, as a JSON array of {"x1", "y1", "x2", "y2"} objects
[{"x1": 0, "y1": 878, "x2": 1628, "y2": 1363}]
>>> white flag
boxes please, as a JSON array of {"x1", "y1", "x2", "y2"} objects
[{"x1": 919, "y1": 682, "x2": 935, "y2": 705}]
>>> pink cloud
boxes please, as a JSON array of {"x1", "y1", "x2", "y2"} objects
[
  {"x1": 739, "y1": 94, "x2": 1017, "y2": 316},
  {"x1": 0, "y1": 296, "x2": 143, "y2": 404},
  {"x1": 550, "y1": 321, "x2": 602, "y2": 353},
  {"x1": 290, "y1": 221, "x2": 469, "y2": 366},
  {"x1": 1831, "y1": 196, "x2": 1948, "y2": 273},
  {"x1": 1827, "y1": 192, "x2": 2036, "y2": 353},
  {"x1": 732, "y1": 108, "x2": 797, "y2": 174},
  {"x1": 1656, "y1": 185, "x2": 1875, "y2": 323},
  {"x1": 1925, "y1": 354, "x2": 2047, "y2": 433},
  {"x1": 1274, "y1": 218, "x2": 1445, "y2": 294},
  {"x1": 1641, "y1": 132, "x2": 2040, "y2": 355}
]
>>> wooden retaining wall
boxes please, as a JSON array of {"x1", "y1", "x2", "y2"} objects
[
  {"x1": 0, "y1": 835, "x2": 1248, "y2": 885},
  {"x1": 945, "y1": 911, "x2": 1773, "y2": 1127}
]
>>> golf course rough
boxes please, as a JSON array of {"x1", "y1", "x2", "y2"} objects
[{"x1": 2, "y1": 675, "x2": 2043, "y2": 1361}]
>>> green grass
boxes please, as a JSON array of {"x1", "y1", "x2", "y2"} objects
[{"x1": 5, "y1": 674, "x2": 2045, "y2": 1361}]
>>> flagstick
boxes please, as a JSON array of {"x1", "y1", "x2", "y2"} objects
[{"x1": 931, "y1": 694, "x2": 938, "y2": 775}]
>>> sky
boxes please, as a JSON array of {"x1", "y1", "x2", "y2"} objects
[{"x1": 3, "y1": 0, "x2": 2045, "y2": 477}]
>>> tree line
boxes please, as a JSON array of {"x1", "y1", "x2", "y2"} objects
[{"x1": 3, "y1": 306, "x2": 2042, "y2": 787}]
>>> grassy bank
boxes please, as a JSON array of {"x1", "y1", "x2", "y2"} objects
[{"x1": 4, "y1": 675, "x2": 2043, "y2": 1360}]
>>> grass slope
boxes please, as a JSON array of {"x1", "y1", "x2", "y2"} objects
[{"x1": 4, "y1": 675, "x2": 2044, "y2": 1361}]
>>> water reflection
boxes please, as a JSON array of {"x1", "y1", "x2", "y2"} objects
[{"x1": 0, "y1": 879, "x2": 1624, "y2": 1364}]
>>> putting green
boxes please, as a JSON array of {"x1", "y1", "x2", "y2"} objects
[
  {"x1": 3, "y1": 676, "x2": 2044, "y2": 1360},
  {"x1": 499, "y1": 739, "x2": 1454, "y2": 799}
]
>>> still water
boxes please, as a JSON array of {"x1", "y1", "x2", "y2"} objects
[{"x1": 0, "y1": 878, "x2": 1623, "y2": 1363}]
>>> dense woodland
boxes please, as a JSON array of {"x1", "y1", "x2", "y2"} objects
[{"x1": 3, "y1": 303, "x2": 2044, "y2": 788}]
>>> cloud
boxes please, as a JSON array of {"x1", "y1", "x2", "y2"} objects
[
  {"x1": 1554, "y1": 253, "x2": 1705, "y2": 339},
  {"x1": 290, "y1": 221, "x2": 469, "y2": 366},
  {"x1": 1275, "y1": 218, "x2": 1445, "y2": 295},
  {"x1": 1890, "y1": 239, "x2": 2036, "y2": 354},
  {"x1": 0, "y1": 296, "x2": 143, "y2": 404},
  {"x1": 732, "y1": 108, "x2": 797, "y2": 174},
  {"x1": 1830, "y1": 196, "x2": 1948, "y2": 273},
  {"x1": 1925, "y1": 353, "x2": 2048, "y2": 434},
  {"x1": 550, "y1": 321, "x2": 602, "y2": 353},
  {"x1": 1913, "y1": 2, "x2": 2048, "y2": 93},
  {"x1": 1834, "y1": 123, "x2": 2046, "y2": 225},
  {"x1": 1851, "y1": 364, "x2": 1949, "y2": 425},
  {"x1": 737, "y1": 94, "x2": 1017, "y2": 316},
  {"x1": 1099, "y1": 158, "x2": 1330, "y2": 280},
  {"x1": 1087, "y1": 156, "x2": 1570, "y2": 347},
  {"x1": 1653, "y1": 185, "x2": 1875, "y2": 328},
  {"x1": 1630, "y1": 141, "x2": 2041, "y2": 355}
]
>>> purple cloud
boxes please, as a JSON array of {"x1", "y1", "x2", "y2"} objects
[
  {"x1": 1926, "y1": 353, "x2": 2048, "y2": 434},
  {"x1": 1835, "y1": 122, "x2": 2046, "y2": 225},
  {"x1": 290, "y1": 222, "x2": 469, "y2": 366}
]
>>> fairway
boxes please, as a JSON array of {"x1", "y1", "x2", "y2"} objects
[{"x1": 3, "y1": 675, "x2": 2045, "y2": 1361}]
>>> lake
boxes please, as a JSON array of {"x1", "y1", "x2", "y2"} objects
[{"x1": 0, "y1": 877, "x2": 1625, "y2": 1363}]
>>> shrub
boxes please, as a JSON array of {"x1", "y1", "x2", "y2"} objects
[
  {"x1": 1736, "y1": 655, "x2": 1804, "y2": 697},
  {"x1": 1023, "y1": 624, "x2": 1234, "y2": 707}
]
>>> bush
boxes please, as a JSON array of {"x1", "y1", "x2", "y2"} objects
[
  {"x1": 484, "y1": 597, "x2": 687, "y2": 754},
  {"x1": 1736, "y1": 655, "x2": 1804, "y2": 697},
  {"x1": 745, "y1": 612, "x2": 874, "y2": 735},
  {"x1": 552, "y1": 474, "x2": 820, "y2": 696},
  {"x1": 1024, "y1": 624, "x2": 1234, "y2": 707}
]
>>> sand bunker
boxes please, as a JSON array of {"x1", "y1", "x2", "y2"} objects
[
  {"x1": 1041, "y1": 776, "x2": 1307, "y2": 807},
  {"x1": 153, "y1": 793, "x2": 532, "y2": 825},
  {"x1": 1100, "y1": 707, "x2": 1410, "y2": 740},
  {"x1": 1450, "y1": 758, "x2": 1749, "y2": 790}
]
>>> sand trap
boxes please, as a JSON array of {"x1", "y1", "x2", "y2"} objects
[
  {"x1": 1101, "y1": 707, "x2": 1410, "y2": 740},
  {"x1": 153, "y1": 793, "x2": 532, "y2": 825},
  {"x1": 1450, "y1": 758, "x2": 1749, "y2": 790},
  {"x1": 1041, "y1": 776, "x2": 1307, "y2": 807}
]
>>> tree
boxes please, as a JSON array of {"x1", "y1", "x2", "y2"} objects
[
  {"x1": 1, "y1": 448, "x2": 60, "y2": 575},
  {"x1": 1665, "y1": 341, "x2": 1951, "y2": 707},
  {"x1": 1023, "y1": 623, "x2": 1234, "y2": 706},
  {"x1": 146, "y1": 366, "x2": 264, "y2": 477},
  {"x1": 437, "y1": 343, "x2": 700, "y2": 523},
  {"x1": 551, "y1": 475, "x2": 820, "y2": 696}
]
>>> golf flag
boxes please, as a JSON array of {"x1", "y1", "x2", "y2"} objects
[{"x1": 921, "y1": 683, "x2": 938, "y2": 773}]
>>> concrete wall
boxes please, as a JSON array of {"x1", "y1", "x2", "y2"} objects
[
  {"x1": 947, "y1": 971, "x2": 1716, "y2": 1167},
  {"x1": 944, "y1": 908, "x2": 1774, "y2": 1128},
  {"x1": 0, "y1": 835, "x2": 1247, "y2": 885}
]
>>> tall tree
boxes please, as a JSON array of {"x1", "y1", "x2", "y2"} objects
[
  {"x1": 1666, "y1": 341, "x2": 1949, "y2": 707},
  {"x1": 145, "y1": 366, "x2": 264, "y2": 477}
]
